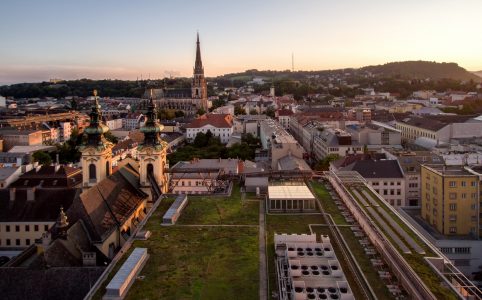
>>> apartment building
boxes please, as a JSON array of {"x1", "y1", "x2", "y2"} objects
[{"x1": 421, "y1": 165, "x2": 479, "y2": 237}]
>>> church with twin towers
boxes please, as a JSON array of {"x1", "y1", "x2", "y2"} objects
[{"x1": 147, "y1": 33, "x2": 209, "y2": 115}]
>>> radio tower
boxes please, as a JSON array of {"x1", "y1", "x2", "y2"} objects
[{"x1": 291, "y1": 52, "x2": 294, "y2": 72}]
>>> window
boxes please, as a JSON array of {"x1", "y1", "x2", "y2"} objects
[
  {"x1": 449, "y1": 215, "x2": 457, "y2": 222},
  {"x1": 16, "y1": 239, "x2": 20, "y2": 246},
  {"x1": 471, "y1": 181, "x2": 477, "y2": 187},
  {"x1": 26, "y1": 239, "x2": 30, "y2": 246},
  {"x1": 472, "y1": 193, "x2": 478, "y2": 199},
  {"x1": 449, "y1": 204, "x2": 457, "y2": 211},
  {"x1": 461, "y1": 193, "x2": 466, "y2": 199},
  {"x1": 6, "y1": 225, "x2": 10, "y2": 232},
  {"x1": 461, "y1": 181, "x2": 467, "y2": 187},
  {"x1": 15, "y1": 225, "x2": 20, "y2": 232},
  {"x1": 44, "y1": 225, "x2": 49, "y2": 231},
  {"x1": 471, "y1": 204, "x2": 477, "y2": 210},
  {"x1": 6, "y1": 239, "x2": 10, "y2": 246},
  {"x1": 449, "y1": 181, "x2": 456, "y2": 187},
  {"x1": 25, "y1": 225, "x2": 30, "y2": 232},
  {"x1": 449, "y1": 193, "x2": 456, "y2": 200},
  {"x1": 89, "y1": 164, "x2": 96, "y2": 180},
  {"x1": 449, "y1": 227, "x2": 457, "y2": 234},
  {"x1": 396, "y1": 189, "x2": 401, "y2": 195},
  {"x1": 34, "y1": 225, "x2": 39, "y2": 231}
]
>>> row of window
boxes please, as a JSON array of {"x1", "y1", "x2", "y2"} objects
[
  {"x1": 372, "y1": 182, "x2": 402, "y2": 186},
  {"x1": 4, "y1": 224, "x2": 49, "y2": 232},
  {"x1": 449, "y1": 181, "x2": 477, "y2": 187},
  {"x1": 374, "y1": 189, "x2": 402, "y2": 196},
  {"x1": 0, "y1": 238, "x2": 31, "y2": 246},
  {"x1": 440, "y1": 247, "x2": 471, "y2": 254}
]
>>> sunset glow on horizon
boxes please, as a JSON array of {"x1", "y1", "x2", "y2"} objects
[{"x1": 1, "y1": 0, "x2": 482, "y2": 84}]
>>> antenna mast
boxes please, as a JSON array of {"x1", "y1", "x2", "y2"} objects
[{"x1": 291, "y1": 52, "x2": 294, "y2": 72}]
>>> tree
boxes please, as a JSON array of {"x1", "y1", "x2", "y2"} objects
[
  {"x1": 315, "y1": 154, "x2": 340, "y2": 171},
  {"x1": 210, "y1": 98, "x2": 226, "y2": 111},
  {"x1": 193, "y1": 132, "x2": 208, "y2": 147},
  {"x1": 174, "y1": 110, "x2": 185, "y2": 118},
  {"x1": 104, "y1": 131, "x2": 118, "y2": 144},
  {"x1": 234, "y1": 105, "x2": 246, "y2": 115},
  {"x1": 265, "y1": 106, "x2": 275, "y2": 118},
  {"x1": 197, "y1": 108, "x2": 206, "y2": 116},
  {"x1": 32, "y1": 151, "x2": 52, "y2": 166},
  {"x1": 249, "y1": 109, "x2": 258, "y2": 115}
]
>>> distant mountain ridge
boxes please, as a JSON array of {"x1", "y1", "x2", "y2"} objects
[
  {"x1": 217, "y1": 60, "x2": 480, "y2": 82},
  {"x1": 361, "y1": 61, "x2": 480, "y2": 81}
]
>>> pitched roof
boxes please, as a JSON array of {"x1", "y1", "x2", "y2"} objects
[
  {"x1": 342, "y1": 159, "x2": 403, "y2": 179},
  {"x1": 0, "y1": 267, "x2": 105, "y2": 300},
  {"x1": 67, "y1": 163, "x2": 147, "y2": 242},
  {"x1": 10, "y1": 165, "x2": 82, "y2": 188},
  {"x1": 186, "y1": 113, "x2": 233, "y2": 129},
  {"x1": 0, "y1": 188, "x2": 80, "y2": 222}
]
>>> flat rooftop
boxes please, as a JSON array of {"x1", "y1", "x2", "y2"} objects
[{"x1": 268, "y1": 184, "x2": 315, "y2": 200}]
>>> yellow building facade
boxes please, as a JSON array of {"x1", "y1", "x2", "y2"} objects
[{"x1": 421, "y1": 165, "x2": 479, "y2": 236}]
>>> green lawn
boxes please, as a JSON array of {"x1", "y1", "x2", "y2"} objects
[
  {"x1": 94, "y1": 188, "x2": 260, "y2": 300},
  {"x1": 177, "y1": 185, "x2": 259, "y2": 225},
  {"x1": 126, "y1": 226, "x2": 259, "y2": 300},
  {"x1": 310, "y1": 181, "x2": 348, "y2": 225},
  {"x1": 337, "y1": 227, "x2": 394, "y2": 299}
]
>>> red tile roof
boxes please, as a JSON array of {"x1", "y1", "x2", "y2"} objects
[
  {"x1": 187, "y1": 113, "x2": 233, "y2": 129},
  {"x1": 277, "y1": 109, "x2": 293, "y2": 116}
]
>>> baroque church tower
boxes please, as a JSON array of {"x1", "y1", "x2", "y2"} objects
[
  {"x1": 138, "y1": 90, "x2": 169, "y2": 193},
  {"x1": 79, "y1": 90, "x2": 113, "y2": 188},
  {"x1": 192, "y1": 33, "x2": 208, "y2": 111}
]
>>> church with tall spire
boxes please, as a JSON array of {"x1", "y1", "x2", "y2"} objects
[
  {"x1": 192, "y1": 33, "x2": 208, "y2": 111},
  {"x1": 145, "y1": 33, "x2": 210, "y2": 115}
]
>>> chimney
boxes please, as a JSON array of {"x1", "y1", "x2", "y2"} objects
[
  {"x1": 27, "y1": 187, "x2": 36, "y2": 202},
  {"x1": 55, "y1": 164, "x2": 60, "y2": 172}
]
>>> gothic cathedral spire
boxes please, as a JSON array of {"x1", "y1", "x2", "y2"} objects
[{"x1": 192, "y1": 32, "x2": 208, "y2": 111}]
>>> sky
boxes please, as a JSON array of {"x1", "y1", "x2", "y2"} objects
[{"x1": 1, "y1": 0, "x2": 481, "y2": 84}]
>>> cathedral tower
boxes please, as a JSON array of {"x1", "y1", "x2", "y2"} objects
[
  {"x1": 79, "y1": 90, "x2": 113, "y2": 187},
  {"x1": 192, "y1": 33, "x2": 208, "y2": 111},
  {"x1": 138, "y1": 90, "x2": 168, "y2": 193}
]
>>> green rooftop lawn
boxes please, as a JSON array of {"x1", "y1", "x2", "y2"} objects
[
  {"x1": 126, "y1": 226, "x2": 259, "y2": 300},
  {"x1": 93, "y1": 188, "x2": 260, "y2": 300},
  {"x1": 310, "y1": 181, "x2": 348, "y2": 225},
  {"x1": 349, "y1": 188, "x2": 458, "y2": 300},
  {"x1": 176, "y1": 185, "x2": 259, "y2": 225}
]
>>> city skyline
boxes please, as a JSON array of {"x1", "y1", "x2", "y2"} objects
[{"x1": 1, "y1": 0, "x2": 482, "y2": 84}]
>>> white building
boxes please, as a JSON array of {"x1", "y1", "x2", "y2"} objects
[{"x1": 186, "y1": 113, "x2": 234, "y2": 144}]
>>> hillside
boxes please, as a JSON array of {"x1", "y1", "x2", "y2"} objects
[
  {"x1": 361, "y1": 61, "x2": 480, "y2": 81},
  {"x1": 473, "y1": 71, "x2": 482, "y2": 78},
  {"x1": 216, "y1": 61, "x2": 480, "y2": 82}
]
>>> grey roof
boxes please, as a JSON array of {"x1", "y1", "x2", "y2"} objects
[
  {"x1": 0, "y1": 267, "x2": 105, "y2": 300},
  {"x1": 343, "y1": 159, "x2": 403, "y2": 179},
  {"x1": 0, "y1": 167, "x2": 17, "y2": 181},
  {"x1": 245, "y1": 177, "x2": 268, "y2": 187},
  {"x1": 398, "y1": 115, "x2": 477, "y2": 131},
  {"x1": 0, "y1": 188, "x2": 80, "y2": 222},
  {"x1": 277, "y1": 155, "x2": 311, "y2": 171}
]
